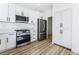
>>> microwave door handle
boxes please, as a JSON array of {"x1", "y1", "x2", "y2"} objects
[{"x1": 43, "y1": 24, "x2": 44, "y2": 31}]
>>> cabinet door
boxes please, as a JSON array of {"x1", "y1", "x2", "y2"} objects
[
  {"x1": 0, "y1": 34, "x2": 6, "y2": 52},
  {"x1": 8, "y1": 4, "x2": 16, "y2": 22},
  {"x1": 53, "y1": 12, "x2": 63, "y2": 45},
  {"x1": 24, "y1": 8, "x2": 29, "y2": 17},
  {"x1": 31, "y1": 29, "x2": 37, "y2": 42},
  {"x1": 53, "y1": 10, "x2": 72, "y2": 49},
  {"x1": 0, "y1": 3, "x2": 8, "y2": 22},
  {"x1": 62, "y1": 9, "x2": 72, "y2": 49},
  {"x1": 15, "y1": 5, "x2": 25, "y2": 16},
  {"x1": 7, "y1": 33, "x2": 16, "y2": 49}
]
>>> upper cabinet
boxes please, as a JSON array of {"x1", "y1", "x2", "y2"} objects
[
  {"x1": 0, "y1": 3, "x2": 8, "y2": 22},
  {"x1": 23, "y1": 8, "x2": 29, "y2": 17},
  {"x1": 0, "y1": 3, "x2": 16, "y2": 22},
  {"x1": 15, "y1": 5, "x2": 29, "y2": 17},
  {"x1": 8, "y1": 4, "x2": 16, "y2": 22},
  {"x1": 0, "y1": 3, "x2": 42, "y2": 23},
  {"x1": 15, "y1": 5, "x2": 24, "y2": 16}
]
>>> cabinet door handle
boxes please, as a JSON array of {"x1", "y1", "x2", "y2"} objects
[
  {"x1": 60, "y1": 30, "x2": 63, "y2": 34},
  {"x1": 0, "y1": 40, "x2": 1, "y2": 45},
  {"x1": 9, "y1": 17, "x2": 10, "y2": 22},
  {"x1": 6, "y1": 38, "x2": 8, "y2": 43},
  {"x1": 7, "y1": 17, "x2": 8, "y2": 21},
  {"x1": 60, "y1": 23, "x2": 63, "y2": 27}
]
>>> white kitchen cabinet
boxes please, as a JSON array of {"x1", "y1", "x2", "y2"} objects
[
  {"x1": 53, "y1": 12, "x2": 63, "y2": 46},
  {"x1": 62, "y1": 9, "x2": 72, "y2": 49},
  {"x1": 31, "y1": 29, "x2": 37, "y2": 42},
  {"x1": 8, "y1": 4, "x2": 16, "y2": 22},
  {"x1": 0, "y1": 3, "x2": 16, "y2": 22},
  {"x1": 24, "y1": 8, "x2": 29, "y2": 17},
  {"x1": 7, "y1": 33, "x2": 16, "y2": 49},
  {"x1": 0, "y1": 32, "x2": 16, "y2": 52},
  {"x1": 0, "y1": 3, "x2": 8, "y2": 22},
  {"x1": 0, "y1": 34, "x2": 7, "y2": 52},
  {"x1": 15, "y1": 5, "x2": 25, "y2": 16},
  {"x1": 53, "y1": 8, "x2": 72, "y2": 49},
  {"x1": 15, "y1": 5, "x2": 29, "y2": 17}
]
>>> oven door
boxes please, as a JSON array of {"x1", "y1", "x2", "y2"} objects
[{"x1": 17, "y1": 35, "x2": 30, "y2": 45}]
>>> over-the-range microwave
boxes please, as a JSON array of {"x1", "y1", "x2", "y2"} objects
[{"x1": 16, "y1": 15, "x2": 29, "y2": 23}]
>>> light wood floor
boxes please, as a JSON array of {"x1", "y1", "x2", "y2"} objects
[{"x1": 0, "y1": 37, "x2": 78, "y2": 55}]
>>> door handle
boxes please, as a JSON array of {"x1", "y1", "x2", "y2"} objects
[
  {"x1": 6, "y1": 38, "x2": 8, "y2": 43},
  {"x1": 0, "y1": 40, "x2": 1, "y2": 45}
]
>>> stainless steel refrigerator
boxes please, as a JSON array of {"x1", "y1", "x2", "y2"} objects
[{"x1": 37, "y1": 19, "x2": 47, "y2": 41}]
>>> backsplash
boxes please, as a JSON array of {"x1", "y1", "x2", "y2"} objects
[{"x1": 0, "y1": 22, "x2": 33, "y2": 33}]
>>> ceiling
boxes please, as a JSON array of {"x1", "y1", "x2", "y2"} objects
[{"x1": 15, "y1": 3, "x2": 52, "y2": 12}]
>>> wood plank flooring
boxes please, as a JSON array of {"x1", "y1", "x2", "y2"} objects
[{"x1": 0, "y1": 37, "x2": 78, "y2": 55}]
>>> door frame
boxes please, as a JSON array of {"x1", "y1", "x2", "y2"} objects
[{"x1": 47, "y1": 16, "x2": 53, "y2": 40}]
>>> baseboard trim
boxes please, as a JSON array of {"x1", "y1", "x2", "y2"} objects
[{"x1": 54, "y1": 43, "x2": 71, "y2": 51}]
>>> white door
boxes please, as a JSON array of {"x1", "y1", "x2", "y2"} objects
[
  {"x1": 53, "y1": 12, "x2": 63, "y2": 45},
  {"x1": 8, "y1": 4, "x2": 16, "y2": 22},
  {"x1": 0, "y1": 34, "x2": 6, "y2": 52},
  {"x1": 7, "y1": 33, "x2": 16, "y2": 49},
  {"x1": 0, "y1": 3, "x2": 8, "y2": 22},
  {"x1": 62, "y1": 9, "x2": 72, "y2": 49}
]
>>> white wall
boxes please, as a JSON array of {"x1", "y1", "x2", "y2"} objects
[{"x1": 72, "y1": 4, "x2": 79, "y2": 53}]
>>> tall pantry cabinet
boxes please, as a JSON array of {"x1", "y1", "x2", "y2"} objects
[{"x1": 53, "y1": 6, "x2": 72, "y2": 49}]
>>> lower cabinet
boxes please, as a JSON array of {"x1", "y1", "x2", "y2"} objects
[
  {"x1": 0, "y1": 33, "x2": 16, "y2": 52},
  {"x1": 31, "y1": 29, "x2": 37, "y2": 42},
  {"x1": 0, "y1": 34, "x2": 7, "y2": 52},
  {"x1": 6, "y1": 33, "x2": 16, "y2": 50}
]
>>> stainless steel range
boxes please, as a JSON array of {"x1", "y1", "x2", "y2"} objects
[{"x1": 16, "y1": 29, "x2": 30, "y2": 47}]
